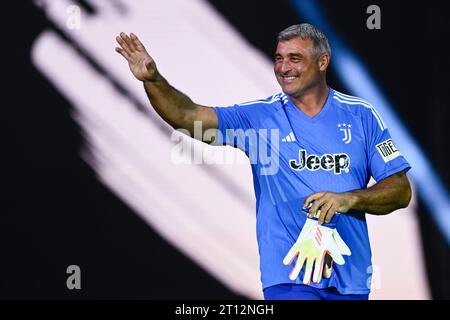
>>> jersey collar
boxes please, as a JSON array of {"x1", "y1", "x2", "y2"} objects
[{"x1": 284, "y1": 87, "x2": 334, "y2": 123}]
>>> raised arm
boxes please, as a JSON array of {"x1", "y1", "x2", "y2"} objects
[{"x1": 115, "y1": 32, "x2": 218, "y2": 142}]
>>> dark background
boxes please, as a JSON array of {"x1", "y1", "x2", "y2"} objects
[{"x1": 2, "y1": 0, "x2": 449, "y2": 299}]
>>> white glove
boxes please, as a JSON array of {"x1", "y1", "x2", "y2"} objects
[{"x1": 283, "y1": 218, "x2": 351, "y2": 284}]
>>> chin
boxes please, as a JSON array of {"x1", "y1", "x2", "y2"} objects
[{"x1": 281, "y1": 86, "x2": 302, "y2": 97}]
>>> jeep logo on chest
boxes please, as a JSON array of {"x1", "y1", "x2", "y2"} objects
[{"x1": 289, "y1": 149, "x2": 350, "y2": 174}]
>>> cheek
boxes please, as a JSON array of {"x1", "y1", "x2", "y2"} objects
[
  {"x1": 296, "y1": 63, "x2": 309, "y2": 72},
  {"x1": 301, "y1": 65, "x2": 316, "y2": 77},
  {"x1": 274, "y1": 64, "x2": 281, "y2": 73}
]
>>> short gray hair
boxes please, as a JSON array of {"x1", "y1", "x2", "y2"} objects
[{"x1": 277, "y1": 23, "x2": 331, "y2": 58}]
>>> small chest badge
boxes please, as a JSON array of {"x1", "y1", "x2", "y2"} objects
[{"x1": 338, "y1": 123, "x2": 352, "y2": 144}]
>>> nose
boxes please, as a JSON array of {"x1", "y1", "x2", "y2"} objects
[{"x1": 280, "y1": 60, "x2": 292, "y2": 74}]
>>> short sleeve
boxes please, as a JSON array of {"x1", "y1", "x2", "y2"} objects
[
  {"x1": 212, "y1": 104, "x2": 255, "y2": 151},
  {"x1": 363, "y1": 107, "x2": 411, "y2": 182}
]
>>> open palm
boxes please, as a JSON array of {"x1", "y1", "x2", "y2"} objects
[{"x1": 115, "y1": 32, "x2": 157, "y2": 82}]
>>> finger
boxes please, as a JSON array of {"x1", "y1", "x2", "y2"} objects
[
  {"x1": 315, "y1": 197, "x2": 332, "y2": 225},
  {"x1": 319, "y1": 202, "x2": 333, "y2": 224},
  {"x1": 283, "y1": 247, "x2": 298, "y2": 266},
  {"x1": 125, "y1": 33, "x2": 138, "y2": 51},
  {"x1": 309, "y1": 196, "x2": 326, "y2": 219},
  {"x1": 324, "y1": 205, "x2": 336, "y2": 224},
  {"x1": 120, "y1": 32, "x2": 135, "y2": 52},
  {"x1": 302, "y1": 258, "x2": 314, "y2": 285},
  {"x1": 317, "y1": 202, "x2": 330, "y2": 225},
  {"x1": 115, "y1": 47, "x2": 130, "y2": 60},
  {"x1": 303, "y1": 192, "x2": 324, "y2": 209},
  {"x1": 289, "y1": 253, "x2": 306, "y2": 281},
  {"x1": 130, "y1": 33, "x2": 146, "y2": 51},
  {"x1": 313, "y1": 253, "x2": 326, "y2": 283},
  {"x1": 116, "y1": 35, "x2": 131, "y2": 54}
]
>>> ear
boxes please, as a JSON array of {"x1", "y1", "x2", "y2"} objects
[{"x1": 318, "y1": 53, "x2": 330, "y2": 72}]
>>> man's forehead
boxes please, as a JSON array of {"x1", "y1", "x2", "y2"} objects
[{"x1": 275, "y1": 37, "x2": 313, "y2": 55}]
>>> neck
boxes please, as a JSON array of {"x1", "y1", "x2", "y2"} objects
[{"x1": 289, "y1": 81, "x2": 329, "y2": 117}]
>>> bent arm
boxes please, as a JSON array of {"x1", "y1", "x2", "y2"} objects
[
  {"x1": 305, "y1": 170, "x2": 412, "y2": 224},
  {"x1": 346, "y1": 170, "x2": 412, "y2": 215}
]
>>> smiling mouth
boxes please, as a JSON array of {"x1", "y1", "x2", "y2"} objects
[{"x1": 281, "y1": 75, "x2": 299, "y2": 82}]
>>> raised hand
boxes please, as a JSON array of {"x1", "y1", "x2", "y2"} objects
[{"x1": 115, "y1": 32, "x2": 158, "y2": 82}]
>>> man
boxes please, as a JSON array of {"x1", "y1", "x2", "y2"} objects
[{"x1": 115, "y1": 23, "x2": 411, "y2": 300}]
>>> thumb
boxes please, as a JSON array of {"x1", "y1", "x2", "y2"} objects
[
  {"x1": 327, "y1": 250, "x2": 345, "y2": 266},
  {"x1": 333, "y1": 229, "x2": 351, "y2": 256},
  {"x1": 326, "y1": 240, "x2": 346, "y2": 265},
  {"x1": 142, "y1": 58, "x2": 158, "y2": 81},
  {"x1": 144, "y1": 57, "x2": 154, "y2": 70}
]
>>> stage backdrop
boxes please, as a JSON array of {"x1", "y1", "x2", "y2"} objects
[{"x1": 3, "y1": 0, "x2": 449, "y2": 299}]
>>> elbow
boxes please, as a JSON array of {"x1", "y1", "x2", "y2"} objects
[{"x1": 399, "y1": 178, "x2": 412, "y2": 209}]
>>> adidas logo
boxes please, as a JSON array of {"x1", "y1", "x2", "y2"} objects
[{"x1": 282, "y1": 132, "x2": 296, "y2": 142}]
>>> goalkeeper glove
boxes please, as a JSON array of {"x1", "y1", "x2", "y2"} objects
[{"x1": 283, "y1": 218, "x2": 351, "y2": 285}]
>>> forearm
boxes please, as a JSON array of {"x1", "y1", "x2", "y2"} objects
[
  {"x1": 346, "y1": 171, "x2": 412, "y2": 215},
  {"x1": 143, "y1": 74, "x2": 197, "y2": 130}
]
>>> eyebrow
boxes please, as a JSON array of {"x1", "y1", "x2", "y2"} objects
[{"x1": 274, "y1": 53, "x2": 304, "y2": 59}]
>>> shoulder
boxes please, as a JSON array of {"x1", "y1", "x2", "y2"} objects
[
  {"x1": 332, "y1": 89, "x2": 386, "y2": 129},
  {"x1": 214, "y1": 92, "x2": 285, "y2": 122},
  {"x1": 332, "y1": 90, "x2": 373, "y2": 114},
  {"x1": 233, "y1": 92, "x2": 286, "y2": 112}
]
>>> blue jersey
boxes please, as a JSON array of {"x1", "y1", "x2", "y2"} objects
[{"x1": 213, "y1": 88, "x2": 411, "y2": 295}]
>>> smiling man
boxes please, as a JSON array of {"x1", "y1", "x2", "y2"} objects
[{"x1": 115, "y1": 23, "x2": 411, "y2": 300}]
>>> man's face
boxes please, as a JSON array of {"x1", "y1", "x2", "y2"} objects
[{"x1": 274, "y1": 37, "x2": 324, "y2": 97}]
